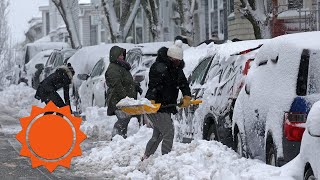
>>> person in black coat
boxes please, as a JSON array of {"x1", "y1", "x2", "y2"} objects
[
  {"x1": 35, "y1": 63, "x2": 75, "y2": 112},
  {"x1": 142, "y1": 40, "x2": 191, "y2": 160}
]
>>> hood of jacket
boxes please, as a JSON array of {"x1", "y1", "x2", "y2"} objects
[
  {"x1": 156, "y1": 46, "x2": 185, "y2": 69},
  {"x1": 109, "y1": 46, "x2": 126, "y2": 63},
  {"x1": 58, "y1": 65, "x2": 73, "y2": 81}
]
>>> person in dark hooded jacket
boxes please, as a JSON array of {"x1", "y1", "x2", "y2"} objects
[
  {"x1": 105, "y1": 45, "x2": 137, "y2": 139},
  {"x1": 142, "y1": 40, "x2": 191, "y2": 160},
  {"x1": 35, "y1": 63, "x2": 75, "y2": 112}
]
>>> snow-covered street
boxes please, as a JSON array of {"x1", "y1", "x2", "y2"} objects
[{"x1": 0, "y1": 84, "x2": 303, "y2": 179}]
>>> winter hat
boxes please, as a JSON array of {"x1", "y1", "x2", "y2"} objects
[{"x1": 167, "y1": 40, "x2": 183, "y2": 60}]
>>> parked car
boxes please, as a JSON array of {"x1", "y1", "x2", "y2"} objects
[
  {"x1": 77, "y1": 42, "x2": 174, "y2": 113},
  {"x1": 13, "y1": 42, "x2": 70, "y2": 86},
  {"x1": 24, "y1": 49, "x2": 53, "y2": 89},
  {"x1": 175, "y1": 40, "x2": 266, "y2": 145},
  {"x1": 300, "y1": 100, "x2": 320, "y2": 180},
  {"x1": 232, "y1": 32, "x2": 320, "y2": 167},
  {"x1": 38, "y1": 48, "x2": 77, "y2": 82}
]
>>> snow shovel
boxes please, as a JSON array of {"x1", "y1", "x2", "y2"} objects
[{"x1": 118, "y1": 99, "x2": 203, "y2": 115}]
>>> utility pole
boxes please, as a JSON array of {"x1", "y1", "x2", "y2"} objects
[{"x1": 318, "y1": 0, "x2": 320, "y2": 30}]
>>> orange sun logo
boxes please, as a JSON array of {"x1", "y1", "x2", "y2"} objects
[{"x1": 16, "y1": 101, "x2": 87, "y2": 172}]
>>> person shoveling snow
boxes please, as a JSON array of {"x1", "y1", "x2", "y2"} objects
[
  {"x1": 105, "y1": 45, "x2": 142, "y2": 139},
  {"x1": 142, "y1": 41, "x2": 192, "y2": 161}
]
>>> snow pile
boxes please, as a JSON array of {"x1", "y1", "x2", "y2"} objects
[
  {"x1": 116, "y1": 97, "x2": 153, "y2": 107},
  {"x1": 0, "y1": 83, "x2": 43, "y2": 118},
  {"x1": 0, "y1": 84, "x2": 43, "y2": 134},
  {"x1": 74, "y1": 122, "x2": 295, "y2": 179}
]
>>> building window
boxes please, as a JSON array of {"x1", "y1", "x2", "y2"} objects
[
  {"x1": 228, "y1": 0, "x2": 234, "y2": 14},
  {"x1": 209, "y1": 0, "x2": 219, "y2": 39},
  {"x1": 46, "y1": 12, "x2": 50, "y2": 35},
  {"x1": 288, "y1": 0, "x2": 303, "y2": 9}
]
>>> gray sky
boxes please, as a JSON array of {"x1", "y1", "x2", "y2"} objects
[{"x1": 8, "y1": 0, "x2": 48, "y2": 44}]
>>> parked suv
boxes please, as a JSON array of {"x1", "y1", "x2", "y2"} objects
[
  {"x1": 232, "y1": 32, "x2": 320, "y2": 167},
  {"x1": 38, "y1": 49, "x2": 76, "y2": 82},
  {"x1": 175, "y1": 40, "x2": 266, "y2": 146}
]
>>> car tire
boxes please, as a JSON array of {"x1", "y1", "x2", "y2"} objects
[
  {"x1": 207, "y1": 122, "x2": 218, "y2": 141},
  {"x1": 233, "y1": 128, "x2": 245, "y2": 157},
  {"x1": 266, "y1": 140, "x2": 278, "y2": 166},
  {"x1": 304, "y1": 166, "x2": 316, "y2": 180}
]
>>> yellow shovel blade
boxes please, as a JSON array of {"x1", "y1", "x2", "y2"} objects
[{"x1": 120, "y1": 104, "x2": 161, "y2": 115}]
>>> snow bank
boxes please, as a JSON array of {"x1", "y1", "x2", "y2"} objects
[
  {"x1": 0, "y1": 84, "x2": 44, "y2": 134},
  {"x1": 74, "y1": 121, "x2": 294, "y2": 179}
]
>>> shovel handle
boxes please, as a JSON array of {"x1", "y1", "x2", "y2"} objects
[{"x1": 159, "y1": 99, "x2": 203, "y2": 108}]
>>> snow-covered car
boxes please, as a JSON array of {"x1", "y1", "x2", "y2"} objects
[
  {"x1": 16, "y1": 42, "x2": 70, "y2": 86},
  {"x1": 232, "y1": 32, "x2": 320, "y2": 167},
  {"x1": 175, "y1": 40, "x2": 266, "y2": 145},
  {"x1": 77, "y1": 42, "x2": 175, "y2": 113},
  {"x1": 24, "y1": 49, "x2": 53, "y2": 89},
  {"x1": 38, "y1": 48, "x2": 76, "y2": 82},
  {"x1": 300, "y1": 101, "x2": 320, "y2": 180}
]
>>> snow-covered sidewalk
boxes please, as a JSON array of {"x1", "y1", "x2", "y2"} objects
[{"x1": 0, "y1": 84, "x2": 301, "y2": 179}]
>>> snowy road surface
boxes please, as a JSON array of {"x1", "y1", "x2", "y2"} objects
[{"x1": 0, "y1": 84, "x2": 302, "y2": 179}]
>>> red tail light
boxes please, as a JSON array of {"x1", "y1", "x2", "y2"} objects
[{"x1": 284, "y1": 112, "x2": 306, "y2": 141}]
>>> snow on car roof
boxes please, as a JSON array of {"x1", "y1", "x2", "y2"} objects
[
  {"x1": 214, "y1": 39, "x2": 268, "y2": 64},
  {"x1": 254, "y1": 31, "x2": 320, "y2": 67},
  {"x1": 25, "y1": 49, "x2": 53, "y2": 75},
  {"x1": 183, "y1": 42, "x2": 216, "y2": 77},
  {"x1": 68, "y1": 43, "x2": 136, "y2": 75},
  {"x1": 133, "y1": 41, "x2": 174, "y2": 55}
]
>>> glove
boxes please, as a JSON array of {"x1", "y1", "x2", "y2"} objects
[
  {"x1": 149, "y1": 100, "x2": 155, "y2": 104},
  {"x1": 180, "y1": 96, "x2": 192, "y2": 108}
]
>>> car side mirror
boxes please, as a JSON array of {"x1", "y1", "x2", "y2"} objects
[
  {"x1": 77, "y1": 74, "x2": 90, "y2": 80},
  {"x1": 134, "y1": 75, "x2": 145, "y2": 82},
  {"x1": 307, "y1": 119, "x2": 320, "y2": 137},
  {"x1": 44, "y1": 66, "x2": 52, "y2": 73},
  {"x1": 35, "y1": 63, "x2": 44, "y2": 70},
  {"x1": 6, "y1": 76, "x2": 12, "y2": 80}
]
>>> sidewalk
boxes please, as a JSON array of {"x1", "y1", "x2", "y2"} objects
[
  {"x1": 0, "y1": 124, "x2": 59, "y2": 180},
  {"x1": 0, "y1": 118, "x2": 87, "y2": 180}
]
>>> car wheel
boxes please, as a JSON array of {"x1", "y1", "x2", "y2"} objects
[
  {"x1": 207, "y1": 122, "x2": 218, "y2": 141},
  {"x1": 304, "y1": 166, "x2": 316, "y2": 180},
  {"x1": 266, "y1": 140, "x2": 277, "y2": 166},
  {"x1": 234, "y1": 128, "x2": 245, "y2": 157}
]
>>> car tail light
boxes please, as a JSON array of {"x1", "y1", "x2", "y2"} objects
[
  {"x1": 283, "y1": 112, "x2": 306, "y2": 141},
  {"x1": 242, "y1": 59, "x2": 254, "y2": 75}
]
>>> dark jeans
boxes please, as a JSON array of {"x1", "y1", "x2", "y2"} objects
[{"x1": 42, "y1": 92, "x2": 66, "y2": 115}]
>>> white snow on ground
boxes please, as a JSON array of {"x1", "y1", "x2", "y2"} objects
[
  {"x1": 74, "y1": 106, "x2": 296, "y2": 179},
  {"x1": 0, "y1": 85, "x2": 302, "y2": 179}
]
